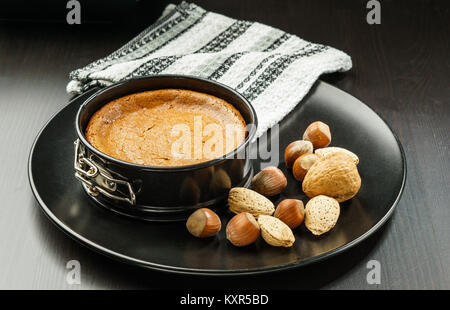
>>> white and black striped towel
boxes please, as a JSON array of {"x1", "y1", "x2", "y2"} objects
[{"x1": 67, "y1": 2, "x2": 352, "y2": 138}]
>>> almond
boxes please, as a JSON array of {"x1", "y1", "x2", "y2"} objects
[
  {"x1": 315, "y1": 147, "x2": 359, "y2": 165},
  {"x1": 258, "y1": 215, "x2": 295, "y2": 247},
  {"x1": 302, "y1": 152, "x2": 361, "y2": 202},
  {"x1": 228, "y1": 187, "x2": 275, "y2": 218},
  {"x1": 305, "y1": 195, "x2": 340, "y2": 235}
]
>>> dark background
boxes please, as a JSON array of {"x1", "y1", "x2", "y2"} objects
[{"x1": 0, "y1": 0, "x2": 449, "y2": 289}]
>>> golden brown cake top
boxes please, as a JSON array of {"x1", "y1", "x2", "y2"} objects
[{"x1": 85, "y1": 89, "x2": 247, "y2": 167}]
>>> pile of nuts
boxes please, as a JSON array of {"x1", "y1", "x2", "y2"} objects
[{"x1": 186, "y1": 121, "x2": 362, "y2": 248}]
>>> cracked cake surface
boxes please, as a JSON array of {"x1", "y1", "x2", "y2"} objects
[{"x1": 85, "y1": 89, "x2": 247, "y2": 167}]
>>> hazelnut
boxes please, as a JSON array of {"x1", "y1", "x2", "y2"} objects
[
  {"x1": 274, "y1": 199, "x2": 305, "y2": 229},
  {"x1": 284, "y1": 140, "x2": 313, "y2": 168},
  {"x1": 186, "y1": 208, "x2": 221, "y2": 238},
  {"x1": 303, "y1": 121, "x2": 331, "y2": 149},
  {"x1": 292, "y1": 153, "x2": 319, "y2": 181},
  {"x1": 251, "y1": 166, "x2": 287, "y2": 196},
  {"x1": 226, "y1": 212, "x2": 260, "y2": 246}
]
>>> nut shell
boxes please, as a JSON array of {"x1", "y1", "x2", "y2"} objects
[
  {"x1": 251, "y1": 166, "x2": 287, "y2": 196},
  {"x1": 302, "y1": 152, "x2": 361, "y2": 202},
  {"x1": 292, "y1": 153, "x2": 319, "y2": 181},
  {"x1": 274, "y1": 199, "x2": 305, "y2": 229},
  {"x1": 257, "y1": 215, "x2": 295, "y2": 247},
  {"x1": 305, "y1": 195, "x2": 340, "y2": 235},
  {"x1": 186, "y1": 208, "x2": 222, "y2": 238},
  {"x1": 284, "y1": 140, "x2": 313, "y2": 168},
  {"x1": 315, "y1": 147, "x2": 359, "y2": 165},
  {"x1": 228, "y1": 187, "x2": 275, "y2": 217},
  {"x1": 226, "y1": 212, "x2": 260, "y2": 246},
  {"x1": 303, "y1": 121, "x2": 331, "y2": 149}
]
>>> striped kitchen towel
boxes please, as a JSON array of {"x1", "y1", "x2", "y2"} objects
[{"x1": 67, "y1": 1, "x2": 352, "y2": 138}]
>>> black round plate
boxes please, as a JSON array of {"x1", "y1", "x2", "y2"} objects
[{"x1": 28, "y1": 81, "x2": 406, "y2": 275}]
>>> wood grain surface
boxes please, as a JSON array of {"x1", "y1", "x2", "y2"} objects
[{"x1": 0, "y1": 0, "x2": 448, "y2": 289}]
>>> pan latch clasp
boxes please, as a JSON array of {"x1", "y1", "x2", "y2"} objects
[{"x1": 73, "y1": 139, "x2": 136, "y2": 205}]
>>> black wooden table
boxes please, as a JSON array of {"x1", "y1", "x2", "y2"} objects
[{"x1": 0, "y1": 0, "x2": 448, "y2": 289}]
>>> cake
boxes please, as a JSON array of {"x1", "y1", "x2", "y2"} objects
[{"x1": 85, "y1": 89, "x2": 247, "y2": 167}]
